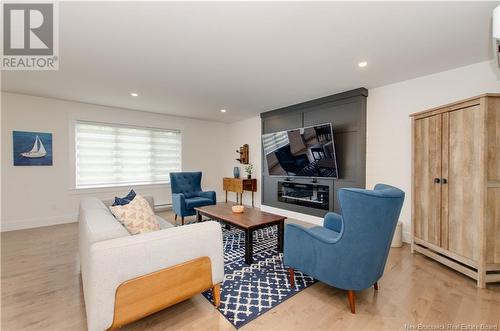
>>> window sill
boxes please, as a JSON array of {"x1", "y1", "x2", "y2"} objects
[{"x1": 69, "y1": 182, "x2": 170, "y2": 195}]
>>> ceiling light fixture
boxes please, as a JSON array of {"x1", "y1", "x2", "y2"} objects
[
  {"x1": 130, "y1": 92, "x2": 138, "y2": 97},
  {"x1": 358, "y1": 61, "x2": 368, "y2": 68},
  {"x1": 220, "y1": 109, "x2": 227, "y2": 113}
]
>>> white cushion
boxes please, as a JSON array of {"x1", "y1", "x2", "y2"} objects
[{"x1": 78, "y1": 198, "x2": 130, "y2": 245}]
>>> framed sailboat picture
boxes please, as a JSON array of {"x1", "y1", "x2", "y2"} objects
[{"x1": 13, "y1": 131, "x2": 53, "y2": 166}]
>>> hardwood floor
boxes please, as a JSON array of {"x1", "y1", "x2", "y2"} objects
[{"x1": 1, "y1": 212, "x2": 499, "y2": 331}]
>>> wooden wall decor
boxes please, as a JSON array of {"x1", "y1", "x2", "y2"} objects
[
  {"x1": 410, "y1": 93, "x2": 500, "y2": 288},
  {"x1": 236, "y1": 144, "x2": 249, "y2": 164}
]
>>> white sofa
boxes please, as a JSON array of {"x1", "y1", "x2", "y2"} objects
[{"x1": 78, "y1": 196, "x2": 224, "y2": 331}]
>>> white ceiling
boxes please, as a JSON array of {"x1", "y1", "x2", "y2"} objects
[{"x1": 2, "y1": 1, "x2": 498, "y2": 122}]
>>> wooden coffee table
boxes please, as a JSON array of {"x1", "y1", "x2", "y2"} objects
[{"x1": 195, "y1": 203, "x2": 286, "y2": 265}]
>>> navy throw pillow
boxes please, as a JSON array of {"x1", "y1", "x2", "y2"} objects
[{"x1": 112, "y1": 189, "x2": 136, "y2": 206}]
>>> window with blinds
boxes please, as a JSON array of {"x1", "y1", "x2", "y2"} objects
[
  {"x1": 262, "y1": 131, "x2": 289, "y2": 155},
  {"x1": 75, "y1": 121, "x2": 181, "y2": 188}
]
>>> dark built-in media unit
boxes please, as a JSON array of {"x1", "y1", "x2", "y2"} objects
[
  {"x1": 260, "y1": 88, "x2": 368, "y2": 217},
  {"x1": 277, "y1": 180, "x2": 330, "y2": 211}
]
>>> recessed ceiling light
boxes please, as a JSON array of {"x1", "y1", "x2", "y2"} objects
[
  {"x1": 130, "y1": 92, "x2": 138, "y2": 97},
  {"x1": 358, "y1": 61, "x2": 368, "y2": 68},
  {"x1": 220, "y1": 109, "x2": 227, "y2": 113}
]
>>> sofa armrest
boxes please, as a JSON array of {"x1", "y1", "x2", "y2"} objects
[
  {"x1": 171, "y1": 193, "x2": 186, "y2": 215},
  {"x1": 83, "y1": 221, "x2": 224, "y2": 331},
  {"x1": 323, "y1": 212, "x2": 343, "y2": 233},
  {"x1": 199, "y1": 190, "x2": 216, "y2": 203}
]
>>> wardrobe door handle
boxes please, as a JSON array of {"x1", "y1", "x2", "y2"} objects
[
  {"x1": 442, "y1": 178, "x2": 447, "y2": 184},
  {"x1": 434, "y1": 178, "x2": 441, "y2": 184}
]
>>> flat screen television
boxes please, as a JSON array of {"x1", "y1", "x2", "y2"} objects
[{"x1": 262, "y1": 123, "x2": 338, "y2": 178}]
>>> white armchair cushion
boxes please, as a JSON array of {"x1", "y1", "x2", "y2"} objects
[{"x1": 109, "y1": 195, "x2": 160, "y2": 235}]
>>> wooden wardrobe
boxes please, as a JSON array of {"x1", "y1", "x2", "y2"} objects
[{"x1": 410, "y1": 93, "x2": 500, "y2": 288}]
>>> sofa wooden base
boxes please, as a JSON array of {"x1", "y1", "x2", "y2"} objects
[{"x1": 108, "y1": 256, "x2": 219, "y2": 330}]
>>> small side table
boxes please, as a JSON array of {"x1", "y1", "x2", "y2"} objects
[{"x1": 223, "y1": 177, "x2": 257, "y2": 207}]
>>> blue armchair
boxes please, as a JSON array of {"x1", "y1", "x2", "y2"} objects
[
  {"x1": 169, "y1": 172, "x2": 216, "y2": 225},
  {"x1": 284, "y1": 184, "x2": 404, "y2": 313}
]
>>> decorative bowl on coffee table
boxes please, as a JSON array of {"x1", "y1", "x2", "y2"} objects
[{"x1": 232, "y1": 205, "x2": 244, "y2": 213}]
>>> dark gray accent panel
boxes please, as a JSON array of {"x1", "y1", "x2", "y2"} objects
[
  {"x1": 333, "y1": 131, "x2": 362, "y2": 181},
  {"x1": 331, "y1": 179, "x2": 358, "y2": 212},
  {"x1": 260, "y1": 88, "x2": 367, "y2": 216},
  {"x1": 262, "y1": 112, "x2": 302, "y2": 134},
  {"x1": 303, "y1": 99, "x2": 363, "y2": 132}
]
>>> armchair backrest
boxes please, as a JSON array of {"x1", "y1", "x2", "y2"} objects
[
  {"x1": 169, "y1": 172, "x2": 202, "y2": 198},
  {"x1": 338, "y1": 184, "x2": 404, "y2": 285}
]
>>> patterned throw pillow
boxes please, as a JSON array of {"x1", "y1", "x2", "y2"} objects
[{"x1": 109, "y1": 194, "x2": 160, "y2": 235}]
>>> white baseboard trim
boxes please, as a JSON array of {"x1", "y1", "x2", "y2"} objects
[
  {"x1": 1, "y1": 214, "x2": 77, "y2": 232},
  {"x1": 260, "y1": 205, "x2": 324, "y2": 226}
]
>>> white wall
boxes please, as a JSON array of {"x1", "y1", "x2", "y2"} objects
[
  {"x1": 224, "y1": 116, "x2": 262, "y2": 207},
  {"x1": 366, "y1": 60, "x2": 499, "y2": 242},
  {"x1": 1, "y1": 92, "x2": 229, "y2": 231}
]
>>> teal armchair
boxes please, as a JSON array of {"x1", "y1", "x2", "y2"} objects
[{"x1": 284, "y1": 184, "x2": 404, "y2": 313}]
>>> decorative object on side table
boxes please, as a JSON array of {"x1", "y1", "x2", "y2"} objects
[
  {"x1": 233, "y1": 166, "x2": 240, "y2": 178},
  {"x1": 244, "y1": 164, "x2": 253, "y2": 179},
  {"x1": 13, "y1": 131, "x2": 53, "y2": 166},
  {"x1": 235, "y1": 144, "x2": 249, "y2": 164}
]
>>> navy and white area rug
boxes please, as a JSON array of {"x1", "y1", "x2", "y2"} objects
[{"x1": 202, "y1": 225, "x2": 316, "y2": 329}]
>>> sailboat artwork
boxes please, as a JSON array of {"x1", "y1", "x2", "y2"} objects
[
  {"x1": 13, "y1": 131, "x2": 53, "y2": 166},
  {"x1": 21, "y1": 136, "x2": 47, "y2": 158}
]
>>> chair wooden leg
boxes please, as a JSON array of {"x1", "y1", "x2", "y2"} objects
[
  {"x1": 181, "y1": 216, "x2": 184, "y2": 225},
  {"x1": 374, "y1": 282, "x2": 378, "y2": 291},
  {"x1": 288, "y1": 268, "x2": 295, "y2": 287},
  {"x1": 347, "y1": 290, "x2": 356, "y2": 314},
  {"x1": 212, "y1": 283, "x2": 221, "y2": 308}
]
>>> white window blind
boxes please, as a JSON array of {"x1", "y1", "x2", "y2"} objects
[
  {"x1": 75, "y1": 121, "x2": 181, "y2": 188},
  {"x1": 262, "y1": 131, "x2": 289, "y2": 155}
]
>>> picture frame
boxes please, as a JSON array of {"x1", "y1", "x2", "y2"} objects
[{"x1": 12, "y1": 131, "x2": 53, "y2": 166}]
